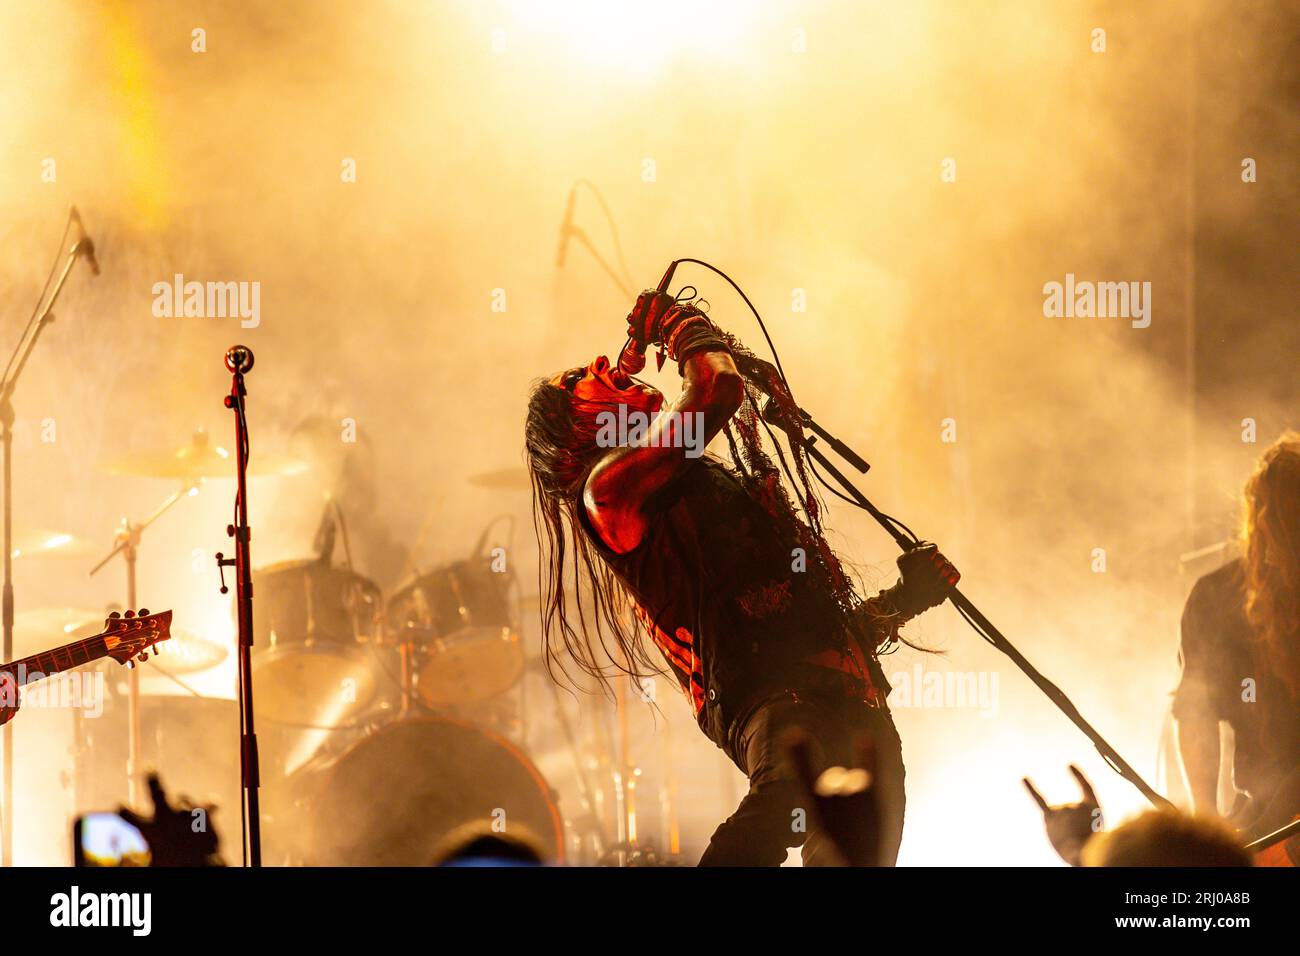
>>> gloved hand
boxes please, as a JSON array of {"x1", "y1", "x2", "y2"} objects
[
  {"x1": 626, "y1": 289, "x2": 710, "y2": 355},
  {"x1": 879, "y1": 542, "x2": 960, "y2": 620}
]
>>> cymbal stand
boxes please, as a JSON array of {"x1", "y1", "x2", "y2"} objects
[
  {"x1": 1, "y1": 214, "x2": 96, "y2": 866},
  {"x1": 89, "y1": 479, "x2": 201, "y2": 808}
]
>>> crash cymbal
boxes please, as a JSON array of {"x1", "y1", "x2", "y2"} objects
[
  {"x1": 10, "y1": 529, "x2": 99, "y2": 561},
  {"x1": 100, "y1": 429, "x2": 307, "y2": 480},
  {"x1": 467, "y1": 467, "x2": 530, "y2": 490},
  {"x1": 13, "y1": 607, "x2": 226, "y2": 674},
  {"x1": 13, "y1": 608, "x2": 106, "y2": 651}
]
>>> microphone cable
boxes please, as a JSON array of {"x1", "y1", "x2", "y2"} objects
[{"x1": 663, "y1": 257, "x2": 920, "y2": 547}]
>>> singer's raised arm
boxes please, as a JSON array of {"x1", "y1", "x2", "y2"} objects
[{"x1": 584, "y1": 345, "x2": 742, "y2": 554}]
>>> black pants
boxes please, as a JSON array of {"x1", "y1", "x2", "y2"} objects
[{"x1": 698, "y1": 692, "x2": 906, "y2": 866}]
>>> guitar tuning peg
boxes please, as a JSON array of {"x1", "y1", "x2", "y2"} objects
[
  {"x1": 139, "y1": 608, "x2": 149, "y2": 617},
  {"x1": 109, "y1": 611, "x2": 121, "y2": 620},
  {"x1": 124, "y1": 610, "x2": 136, "y2": 619}
]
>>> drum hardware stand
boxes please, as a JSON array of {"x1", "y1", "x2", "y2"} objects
[
  {"x1": 586, "y1": 656, "x2": 650, "y2": 866},
  {"x1": 398, "y1": 637, "x2": 418, "y2": 716},
  {"x1": 213, "y1": 345, "x2": 262, "y2": 866},
  {"x1": 614, "y1": 668, "x2": 638, "y2": 856},
  {"x1": 542, "y1": 669, "x2": 609, "y2": 861},
  {"x1": 657, "y1": 716, "x2": 681, "y2": 859},
  {"x1": 599, "y1": 667, "x2": 689, "y2": 866},
  {"x1": 90, "y1": 479, "x2": 201, "y2": 809},
  {"x1": 0, "y1": 212, "x2": 96, "y2": 867}
]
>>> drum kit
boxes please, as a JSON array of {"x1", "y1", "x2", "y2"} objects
[
  {"x1": 14, "y1": 435, "x2": 675, "y2": 865},
  {"x1": 246, "y1": 547, "x2": 571, "y2": 866}
]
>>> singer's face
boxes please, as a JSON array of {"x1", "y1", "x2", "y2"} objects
[{"x1": 551, "y1": 355, "x2": 664, "y2": 415}]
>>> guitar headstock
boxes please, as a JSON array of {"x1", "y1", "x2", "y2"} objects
[{"x1": 103, "y1": 609, "x2": 173, "y2": 666}]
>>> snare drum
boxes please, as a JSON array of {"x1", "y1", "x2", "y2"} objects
[{"x1": 249, "y1": 559, "x2": 384, "y2": 727}]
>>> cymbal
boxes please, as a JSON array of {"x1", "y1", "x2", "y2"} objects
[
  {"x1": 100, "y1": 429, "x2": 307, "y2": 480},
  {"x1": 467, "y1": 467, "x2": 530, "y2": 490},
  {"x1": 13, "y1": 608, "x2": 106, "y2": 649},
  {"x1": 10, "y1": 529, "x2": 99, "y2": 561},
  {"x1": 13, "y1": 607, "x2": 227, "y2": 674}
]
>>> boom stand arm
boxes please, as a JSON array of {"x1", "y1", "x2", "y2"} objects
[{"x1": 791, "y1": 407, "x2": 1173, "y2": 811}]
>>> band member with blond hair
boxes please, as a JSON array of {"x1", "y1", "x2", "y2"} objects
[{"x1": 1175, "y1": 432, "x2": 1300, "y2": 840}]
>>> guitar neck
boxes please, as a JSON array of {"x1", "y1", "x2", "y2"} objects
[{"x1": 0, "y1": 633, "x2": 110, "y2": 687}]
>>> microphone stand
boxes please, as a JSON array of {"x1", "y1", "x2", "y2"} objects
[
  {"x1": 567, "y1": 228, "x2": 634, "y2": 298},
  {"x1": 774, "y1": 403, "x2": 1174, "y2": 811},
  {"x1": 0, "y1": 232, "x2": 94, "y2": 866},
  {"x1": 555, "y1": 180, "x2": 635, "y2": 299},
  {"x1": 214, "y1": 346, "x2": 262, "y2": 865}
]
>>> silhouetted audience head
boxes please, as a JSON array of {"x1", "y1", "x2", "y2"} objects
[
  {"x1": 429, "y1": 823, "x2": 547, "y2": 867},
  {"x1": 1081, "y1": 808, "x2": 1252, "y2": 867}
]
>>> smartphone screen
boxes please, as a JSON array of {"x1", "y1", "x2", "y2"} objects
[{"x1": 74, "y1": 813, "x2": 151, "y2": 867}]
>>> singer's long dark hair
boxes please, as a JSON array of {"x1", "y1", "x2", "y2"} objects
[
  {"x1": 524, "y1": 379, "x2": 658, "y2": 688},
  {"x1": 524, "y1": 334, "x2": 904, "y2": 692}
]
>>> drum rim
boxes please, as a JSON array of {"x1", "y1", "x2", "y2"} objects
[{"x1": 250, "y1": 642, "x2": 380, "y2": 727}]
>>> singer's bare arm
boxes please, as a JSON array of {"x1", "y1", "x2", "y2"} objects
[
  {"x1": 584, "y1": 349, "x2": 743, "y2": 554},
  {"x1": 1172, "y1": 592, "x2": 1228, "y2": 816}
]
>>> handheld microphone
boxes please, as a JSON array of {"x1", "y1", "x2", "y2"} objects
[
  {"x1": 69, "y1": 206, "x2": 100, "y2": 277},
  {"x1": 617, "y1": 260, "x2": 680, "y2": 375},
  {"x1": 555, "y1": 187, "x2": 576, "y2": 269},
  {"x1": 654, "y1": 259, "x2": 678, "y2": 296}
]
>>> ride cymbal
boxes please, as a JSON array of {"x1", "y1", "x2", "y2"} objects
[{"x1": 100, "y1": 429, "x2": 307, "y2": 479}]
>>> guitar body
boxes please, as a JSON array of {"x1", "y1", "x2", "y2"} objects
[
  {"x1": 1252, "y1": 826, "x2": 1300, "y2": 867},
  {"x1": 1231, "y1": 768, "x2": 1300, "y2": 866}
]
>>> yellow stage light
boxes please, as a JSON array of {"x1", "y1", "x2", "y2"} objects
[{"x1": 499, "y1": 0, "x2": 759, "y2": 77}]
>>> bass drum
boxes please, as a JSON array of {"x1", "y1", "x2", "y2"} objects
[{"x1": 272, "y1": 717, "x2": 564, "y2": 866}]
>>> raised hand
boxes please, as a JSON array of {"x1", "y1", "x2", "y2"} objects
[
  {"x1": 626, "y1": 290, "x2": 709, "y2": 351},
  {"x1": 786, "y1": 729, "x2": 881, "y2": 866},
  {"x1": 118, "y1": 773, "x2": 221, "y2": 867},
  {"x1": 1023, "y1": 764, "x2": 1103, "y2": 867}
]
